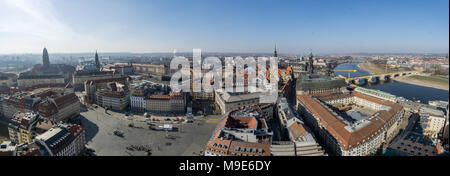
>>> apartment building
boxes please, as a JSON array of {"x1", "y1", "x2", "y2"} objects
[
  {"x1": 133, "y1": 63, "x2": 169, "y2": 76},
  {"x1": 204, "y1": 104, "x2": 273, "y2": 156},
  {"x1": 146, "y1": 92, "x2": 184, "y2": 113},
  {"x1": 97, "y1": 90, "x2": 129, "y2": 111},
  {"x1": 14, "y1": 142, "x2": 43, "y2": 156},
  {"x1": 34, "y1": 124, "x2": 85, "y2": 156},
  {"x1": 1, "y1": 93, "x2": 40, "y2": 119},
  {"x1": 215, "y1": 90, "x2": 262, "y2": 115},
  {"x1": 130, "y1": 90, "x2": 146, "y2": 113},
  {"x1": 129, "y1": 82, "x2": 169, "y2": 113},
  {"x1": 84, "y1": 77, "x2": 130, "y2": 104},
  {"x1": 102, "y1": 63, "x2": 135, "y2": 76},
  {"x1": 8, "y1": 112, "x2": 39, "y2": 144},
  {"x1": 36, "y1": 92, "x2": 80, "y2": 122},
  {"x1": 73, "y1": 70, "x2": 123, "y2": 91},
  {"x1": 1, "y1": 85, "x2": 78, "y2": 121}
]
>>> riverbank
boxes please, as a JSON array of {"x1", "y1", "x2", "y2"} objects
[
  {"x1": 394, "y1": 75, "x2": 449, "y2": 91},
  {"x1": 359, "y1": 62, "x2": 449, "y2": 91},
  {"x1": 359, "y1": 62, "x2": 386, "y2": 74}
]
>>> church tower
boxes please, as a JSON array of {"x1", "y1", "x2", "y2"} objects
[
  {"x1": 308, "y1": 51, "x2": 314, "y2": 74},
  {"x1": 43, "y1": 48, "x2": 50, "y2": 68},
  {"x1": 95, "y1": 51, "x2": 101, "y2": 69},
  {"x1": 273, "y1": 44, "x2": 278, "y2": 57}
]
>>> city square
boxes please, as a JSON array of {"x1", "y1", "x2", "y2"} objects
[{"x1": 80, "y1": 105, "x2": 219, "y2": 156}]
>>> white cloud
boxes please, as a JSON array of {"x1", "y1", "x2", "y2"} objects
[{"x1": 0, "y1": 0, "x2": 107, "y2": 53}]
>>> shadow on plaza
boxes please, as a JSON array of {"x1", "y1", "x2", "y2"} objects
[{"x1": 79, "y1": 115, "x2": 99, "y2": 142}]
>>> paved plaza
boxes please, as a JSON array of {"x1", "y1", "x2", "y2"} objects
[{"x1": 80, "y1": 106, "x2": 220, "y2": 156}]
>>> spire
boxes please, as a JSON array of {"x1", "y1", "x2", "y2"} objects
[
  {"x1": 273, "y1": 44, "x2": 278, "y2": 57},
  {"x1": 308, "y1": 50, "x2": 314, "y2": 74},
  {"x1": 43, "y1": 47, "x2": 50, "y2": 68},
  {"x1": 95, "y1": 50, "x2": 101, "y2": 70}
]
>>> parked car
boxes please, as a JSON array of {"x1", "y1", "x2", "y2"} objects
[{"x1": 113, "y1": 130, "x2": 124, "y2": 137}]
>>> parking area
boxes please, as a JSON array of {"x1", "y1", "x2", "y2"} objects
[{"x1": 80, "y1": 106, "x2": 220, "y2": 156}]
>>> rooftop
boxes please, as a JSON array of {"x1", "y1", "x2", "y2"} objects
[
  {"x1": 0, "y1": 141, "x2": 16, "y2": 152},
  {"x1": 297, "y1": 91, "x2": 403, "y2": 150},
  {"x1": 296, "y1": 73, "x2": 346, "y2": 91},
  {"x1": 205, "y1": 104, "x2": 274, "y2": 156},
  {"x1": 217, "y1": 90, "x2": 262, "y2": 103}
]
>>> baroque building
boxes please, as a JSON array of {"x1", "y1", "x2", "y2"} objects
[{"x1": 17, "y1": 48, "x2": 74, "y2": 88}]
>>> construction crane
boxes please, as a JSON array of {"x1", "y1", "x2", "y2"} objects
[
  {"x1": 385, "y1": 62, "x2": 389, "y2": 73},
  {"x1": 334, "y1": 70, "x2": 358, "y2": 80}
]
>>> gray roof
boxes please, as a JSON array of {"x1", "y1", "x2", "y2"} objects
[
  {"x1": 296, "y1": 74, "x2": 346, "y2": 91},
  {"x1": 219, "y1": 91, "x2": 262, "y2": 103},
  {"x1": 279, "y1": 98, "x2": 295, "y2": 121},
  {"x1": 18, "y1": 74, "x2": 64, "y2": 80},
  {"x1": 74, "y1": 70, "x2": 115, "y2": 76}
]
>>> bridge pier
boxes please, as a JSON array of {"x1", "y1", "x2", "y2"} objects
[{"x1": 342, "y1": 71, "x2": 417, "y2": 84}]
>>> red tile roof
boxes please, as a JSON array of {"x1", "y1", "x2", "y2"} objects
[
  {"x1": 288, "y1": 121, "x2": 306, "y2": 139},
  {"x1": 19, "y1": 83, "x2": 69, "y2": 92},
  {"x1": 225, "y1": 116, "x2": 258, "y2": 129},
  {"x1": 68, "y1": 124, "x2": 83, "y2": 137},
  {"x1": 205, "y1": 104, "x2": 273, "y2": 156},
  {"x1": 85, "y1": 77, "x2": 130, "y2": 85},
  {"x1": 54, "y1": 93, "x2": 79, "y2": 109},
  {"x1": 147, "y1": 92, "x2": 183, "y2": 100},
  {"x1": 297, "y1": 92, "x2": 403, "y2": 150}
]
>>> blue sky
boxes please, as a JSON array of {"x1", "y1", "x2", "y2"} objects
[{"x1": 0, "y1": 0, "x2": 448, "y2": 54}]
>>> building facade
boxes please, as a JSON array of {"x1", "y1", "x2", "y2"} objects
[
  {"x1": 146, "y1": 92, "x2": 184, "y2": 113},
  {"x1": 34, "y1": 124, "x2": 85, "y2": 156},
  {"x1": 73, "y1": 70, "x2": 123, "y2": 91},
  {"x1": 133, "y1": 63, "x2": 169, "y2": 76},
  {"x1": 36, "y1": 92, "x2": 80, "y2": 122},
  {"x1": 17, "y1": 75, "x2": 65, "y2": 88},
  {"x1": 97, "y1": 90, "x2": 129, "y2": 111},
  {"x1": 215, "y1": 91, "x2": 262, "y2": 115},
  {"x1": 84, "y1": 77, "x2": 130, "y2": 104},
  {"x1": 8, "y1": 112, "x2": 39, "y2": 144},
  {"x1": 297, "y1": 91, "x2": 404, "y2": 156}
]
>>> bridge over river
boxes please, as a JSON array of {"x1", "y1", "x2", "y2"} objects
[{"x1": 337, "y1": 71, "x2": 419, "y2": 84}]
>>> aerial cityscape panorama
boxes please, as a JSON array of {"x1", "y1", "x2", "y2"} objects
[{"x1": 0, "y1": 0, "x2": 449, "y2": 161}]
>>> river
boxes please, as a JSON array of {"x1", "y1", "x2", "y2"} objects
[{"x1": 334, "y1": 62, "x2": 449, "y2": 104}]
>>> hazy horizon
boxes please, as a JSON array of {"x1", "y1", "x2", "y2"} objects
[{"x1": 1, "y1": 50, "x2": 449, "y2": 56}]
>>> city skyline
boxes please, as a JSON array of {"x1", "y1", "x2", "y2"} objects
[{"x1": 0, "y1": 0, "x2": 449, "y2": 54}]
